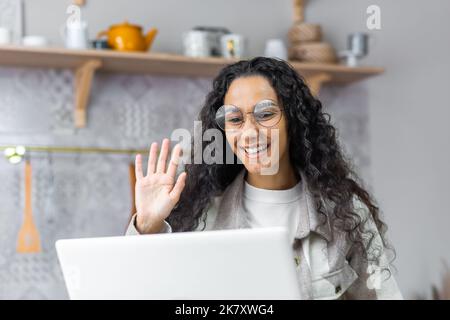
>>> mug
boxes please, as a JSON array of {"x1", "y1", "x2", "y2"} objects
[
  {"x1": 348, "y1": 33, "x2": 369, "y2": 57},
  {"x1": 0, "y1": 27, "x2": 11, "y2": 45},
  {"x1": 91, "y1": 39, "x2": 110, "y2": 49},
  {"x1": 220, "y1": 34, "x2": 246, "y2": 59},
  {"x1": 264, "y1": 39, "x2": 287, "y2": 60},
  {"x1": 22, "y1": 36, "x2": 48, "y2": 47}
]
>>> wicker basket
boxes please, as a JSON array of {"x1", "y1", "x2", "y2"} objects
[
  {"x1": 288, "y1": 23, "x2": 322, "y2": 43},
  {"x1": 288, "y1": 42, "x2": 338, "y2": 63}
]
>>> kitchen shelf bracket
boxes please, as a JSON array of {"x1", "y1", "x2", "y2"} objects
[
  {"x1": 74, "y1": 59, "x2": 102, "y2": 128},
  {"x1": 305, "y1": 72, "x2": 332, "y2": 96}
]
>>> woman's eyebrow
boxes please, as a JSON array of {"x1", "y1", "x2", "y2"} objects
[
  {"x1": 226, "y1": 99, "x2": 278, "y2": 109},
  {"x1": 255, "y1": 99, "x2": 277, "y2": 105}
]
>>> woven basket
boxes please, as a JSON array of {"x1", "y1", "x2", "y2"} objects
[
  {"x1": 288, "y1": 23, "x2": 322, "y2": 43},
  {"x1": 288, "y1": 42, "x2": 337, "y2": 63}
]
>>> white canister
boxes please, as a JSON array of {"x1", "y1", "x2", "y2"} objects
[
  {"x1": 62, "y1": 20, "x2": 89, "y2": 49},
  {"x1": 182, "y1": 30, "x2": 211, "y2": 57},
  {"x1": 0, "y1": 27, "x2": 12, "y2": 45},
  {"x1": 264, "y1": 39, "x2": 288, "y2": 60},
  {"x1": 220, "y1": 34, "x2": 246, "y2": 59}
]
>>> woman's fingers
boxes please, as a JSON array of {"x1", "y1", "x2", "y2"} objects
[
  {"x1": 167, "y1": 144, "x2": 182, "y2": 179},
  {"x1": 147, "y1": 142, "x2": 158, "y2": 176},
  {"x1": 156, "y1": 138, "x2": 170, "y2": 173},
  {"x1": 169, "y1": 172, "x2": 187, "y2": 203},
  {"x1": 135, "y1": 154, "x2": 144, "y2": 180}
]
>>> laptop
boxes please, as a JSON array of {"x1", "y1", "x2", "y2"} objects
[{"x1": 55, "y1": 227, "x2": 301, "y2": 299}]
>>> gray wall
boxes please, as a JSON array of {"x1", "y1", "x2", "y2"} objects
[
  {"x1": 306, "y1": 0, "x2": 450, "y2": 298},
  {"x1": 0, "y1": 0, "x2": 448, "y2": 299},
  {"x1": 23, "y1": 0, "x2": 294, "y2": 57}
]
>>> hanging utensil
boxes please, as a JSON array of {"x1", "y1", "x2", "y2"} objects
[
  {"x1": 17, "y1": 160, "x2": 42, "y2": 253},
  {"x1": 127, "y1": 162, "x2": 137, "y2": 224}
]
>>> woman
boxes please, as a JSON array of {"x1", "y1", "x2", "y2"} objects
[{"x1": 126, "y1": 57, "x2": 402, "y2": 299}]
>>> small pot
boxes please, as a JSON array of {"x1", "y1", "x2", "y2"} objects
[{"x1": 91, "y1": 39, "x2": 110, "y2": 49}]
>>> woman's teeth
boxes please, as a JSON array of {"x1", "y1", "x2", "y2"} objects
[{"x1": 242, "y1": 144, "x2": 269, "y2": 156}]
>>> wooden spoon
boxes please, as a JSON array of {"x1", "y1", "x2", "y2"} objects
[
  {"x1": 127, "y1": 162, "x2": 137, "y2": 226},
  {"x1": 17, "y1": 160, "x2": 42, "y2": 253}
]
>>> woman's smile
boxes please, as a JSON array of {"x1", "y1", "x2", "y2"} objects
[{"x1": 239, "y1": 143, "x2": 271, "y2": 159}]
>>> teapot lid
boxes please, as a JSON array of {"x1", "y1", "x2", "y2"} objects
[{"x1": 110, "y1": 21, "x2": 142, "y2": 30}]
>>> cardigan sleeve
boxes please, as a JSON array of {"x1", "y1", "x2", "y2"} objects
[{"x1": 125, "y1": 214, "x2": 172, "y2": 235}]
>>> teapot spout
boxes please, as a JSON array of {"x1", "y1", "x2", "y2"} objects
[{"x1": 145, "y1": 28, "x2": 158, "y2": 51}]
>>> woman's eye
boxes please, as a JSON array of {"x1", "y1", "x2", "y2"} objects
[
  {"x1": 256, "y1": 112, "x2": 275, "y2": 120},
  {"x1": 226, "y1": 117, "x2": 243, "y2": 124}
]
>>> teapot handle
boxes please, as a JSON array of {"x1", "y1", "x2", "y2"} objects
[{"x1": 145, "y1": 28, "x2": 158, "y2": 50}]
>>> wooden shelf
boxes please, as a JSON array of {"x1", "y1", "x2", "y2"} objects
[
  {"x1": 0, "y1": 45, "x2": 243, "y2": 77},
  {"x1": 0, "y1": 45, "x2": 384, "y2": 127}
]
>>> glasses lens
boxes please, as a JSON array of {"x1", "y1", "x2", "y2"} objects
[
  {"x1": 215, "y1": 105, "x2": 244, "y2": 131},
  {"x1": 253, "y1": 100, "x2": 282, "y2": 128}
]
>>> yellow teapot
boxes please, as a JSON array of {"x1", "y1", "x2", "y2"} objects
[{"x1": 97, "y1": 21, "x2": 158, "y2": 52}]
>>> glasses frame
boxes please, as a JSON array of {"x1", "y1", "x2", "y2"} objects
[{"x1": 215, "y1": 99, "x2": 284, "y2": 131}]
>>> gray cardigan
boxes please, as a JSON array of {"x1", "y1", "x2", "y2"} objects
[{"x1": 126, "y1": 169, "x2": 403, "y2": 300}]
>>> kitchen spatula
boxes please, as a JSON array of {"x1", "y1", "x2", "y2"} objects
[{"x1": 17, "y1": 160, "x2": 42, "y2": 253}]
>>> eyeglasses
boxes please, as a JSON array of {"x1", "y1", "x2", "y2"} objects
[{"x1": 215, "y1": 99, "x2": 283, "y2": 131}]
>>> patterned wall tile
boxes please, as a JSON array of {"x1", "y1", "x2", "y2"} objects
[{"x1": 0, "y1": 66, "x2": 371, "y2": 299}]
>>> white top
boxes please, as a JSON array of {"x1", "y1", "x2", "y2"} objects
[{"x1": 242, "y1": 179, "x2": 302, "y2": 241}]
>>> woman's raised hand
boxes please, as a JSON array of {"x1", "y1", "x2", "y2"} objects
[{"x1": 134, "y1": 138, "x2": 187, "y2": 234}]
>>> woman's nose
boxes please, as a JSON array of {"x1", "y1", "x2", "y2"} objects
[
  {"x1": 241, "y1": 113, "x2": 259, "y2": 131},
  {"x1": 240, "y1": 118, "x2": 260, "y2": 144}
]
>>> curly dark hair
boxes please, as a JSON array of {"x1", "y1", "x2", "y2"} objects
[{"x1": 167, "y1": 56, "x2": 394, "y2": 271}]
